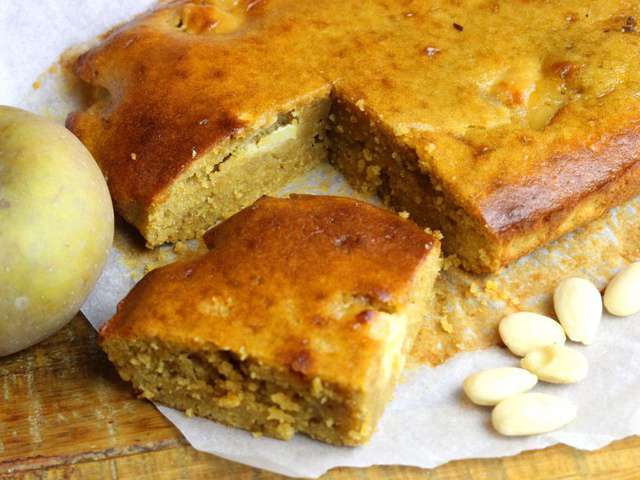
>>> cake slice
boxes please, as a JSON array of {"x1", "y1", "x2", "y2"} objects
[
  {"x1": 66, "y1": 0, "x2": 333, "y2": 247},
  {"x1": 100, "y1": 195, "x2": 441, "y2": 445},
  {"x1": 68, "y1": 81, "x2": 331, "y2": 247}
]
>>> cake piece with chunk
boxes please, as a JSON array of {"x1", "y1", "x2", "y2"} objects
[{"x1": 100, "y1": 195, "x2": 441, "y2": 445}]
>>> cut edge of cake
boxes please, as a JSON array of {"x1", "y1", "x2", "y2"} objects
[
  {"x1": 327, "y1": 91, "x2": 640, "y2": 272},
  {"x1": 130, "y1": 97, "x2": 331, "y2": 247}
]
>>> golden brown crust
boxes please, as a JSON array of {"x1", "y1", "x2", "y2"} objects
[
  {"x1": 101, "y1": 194, "x2": 439, "y2": 390},
  {"x1": 69, "y1": 0, "x2": 640, "y2": 270},
  {"x1": 480, "y1": 126, "x2": 640, "y2": 236}
]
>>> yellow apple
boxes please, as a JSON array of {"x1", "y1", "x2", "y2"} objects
[{"x1": 0, "y1": 106, "x2": 114, "y2": 356}]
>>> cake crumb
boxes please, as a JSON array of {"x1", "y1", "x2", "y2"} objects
[
  {"x1": 440, "y1": 318, "x2": 454, "y2": 333},
  {"x1": 130, "y1": 153, "x2": 137, "y2": 160},
  {"x1": 443, "y1": 254, "x2": 461, "y2": 270},
  {"x1": 311, "y1": 377, "x2": 324, "y2": 398},
  {"x1": 271, "y1": 393, "x2": 301, "y2": 412},
  {"x1": 218, "y1": 393, "x2": 243, "y2": 408},
  {"x1": 238, "y1": 345, "x2": 248, "y2": 360},
  {"x1": 173, "y1": 241, "x2": 189, "y2": 255},
  {"x1": 484, "y1": 279, "x2": 521, "y2": 306},
  {"x1": 356, "y1": 99, "x2": 366, "y2": 111},
  {"x1": 484, "y1": 279, "x2": 499, "y2": 293},
  {"x1": 267, "y1": 407, "x2": 295, "y2": 424},
  {"x1": 365, "y1": 165, "x2": 382, "y2": 184},
  {"x1": 424, "y1": 46, "x2": 441, "y2": 57},
  {"x1": 398, "y1": 211, "x2": 410, "y2": 219},
  {"x1": 478, "y1": 248, "x2": 490, "y2": 265},
  {"x1": 468, "y1": 283, "x2": 482, "y2": 298},
  {"x1": 423, "y1": 227, "x2": 444, "y2": 240}
]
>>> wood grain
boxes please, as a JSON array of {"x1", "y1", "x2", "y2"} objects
[{"x1": 1, "y1": 315, "x2": 638, "y2": 479}]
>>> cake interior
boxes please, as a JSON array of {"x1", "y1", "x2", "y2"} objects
[
  {"x1": 327, "y1": 93, "x2": 498, "y2": 272},
  {"x1": 104, "y1": 337, "x2": 356, "y2": 443},
  {"x1": 101, "y1": 240, "x2": 440, "y2": 446}
]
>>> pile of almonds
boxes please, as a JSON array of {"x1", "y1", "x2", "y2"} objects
[{"x1": 463, "y1": 262, "x2": 640, "y2": 436}]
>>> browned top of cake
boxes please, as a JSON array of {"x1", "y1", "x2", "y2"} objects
[
  {"x1": 101, "y1": 195, "x2": 439, "y2": 390},
  {"x1": 68, "y1": 0, "x2": 640, "y2": 235}
]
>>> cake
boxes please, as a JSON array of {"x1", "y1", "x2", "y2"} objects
[
  {"x1": 100, "y1": 195, "x2": 441, "y2": 445},
  {"x1": 68, "y1": 0, "x2": 640, "y2": 272}
]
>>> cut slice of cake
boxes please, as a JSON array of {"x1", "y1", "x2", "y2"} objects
[
  {"x1": 68, "y1": 87, "x2": 331, "y2": 247},
  {"x1": 68, "y1": 0, "x2": 640, "y2": 272},
  {"x1": 100, "y1": 195, "x2": 441, "y2": 445}
]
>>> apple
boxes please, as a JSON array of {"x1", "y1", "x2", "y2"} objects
[{"x1": 0, "y1": 106, "x2": 114, "y2": 356}]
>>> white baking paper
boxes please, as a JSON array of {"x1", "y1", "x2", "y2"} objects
[{"x1": 2, "y1": 2, "x2": 639, "y2": 478}]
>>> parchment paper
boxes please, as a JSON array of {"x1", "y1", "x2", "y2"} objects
[{"x1": 2, "y1": 2, "x2": 639, "y2": 477}]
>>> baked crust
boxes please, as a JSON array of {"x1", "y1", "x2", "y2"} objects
[
  {"x1": 68, "y1": 0, "x2": 640, "y2": 271},
  {"x1": 100, "y1": 195, "x2": 441, "y2": 444}
]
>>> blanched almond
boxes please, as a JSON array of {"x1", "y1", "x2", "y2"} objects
[
  {"x1": 491, "y1": 393, "x2": 577, "y2": 436},
  {"x1": 499, "y1": 312, "x2": 566, "y2": 357},
  {"x1": 463, "y1": 367, "x2": 538, "y2": 406},
  {"x1": 604, "y1": 262, "x2": 640, "y2": 317},
  {"x1": 520, "y1": 345, "x2": 588, "y2": 384},
  {"x1": 553, "y1": 277, "x2": 601, "y2": 345}
]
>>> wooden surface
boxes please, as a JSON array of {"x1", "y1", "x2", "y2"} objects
[{"x1": 1, "y1": 315, "x2": 638, "y2": 480}]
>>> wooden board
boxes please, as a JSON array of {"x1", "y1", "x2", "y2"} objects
[{"x1": 1, "y1": 314, "x2": 638, "y2": 479}]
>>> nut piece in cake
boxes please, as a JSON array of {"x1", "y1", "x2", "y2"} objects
[{"x1": 100, "y1": 195, "x2": 441, "y2": 445}]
